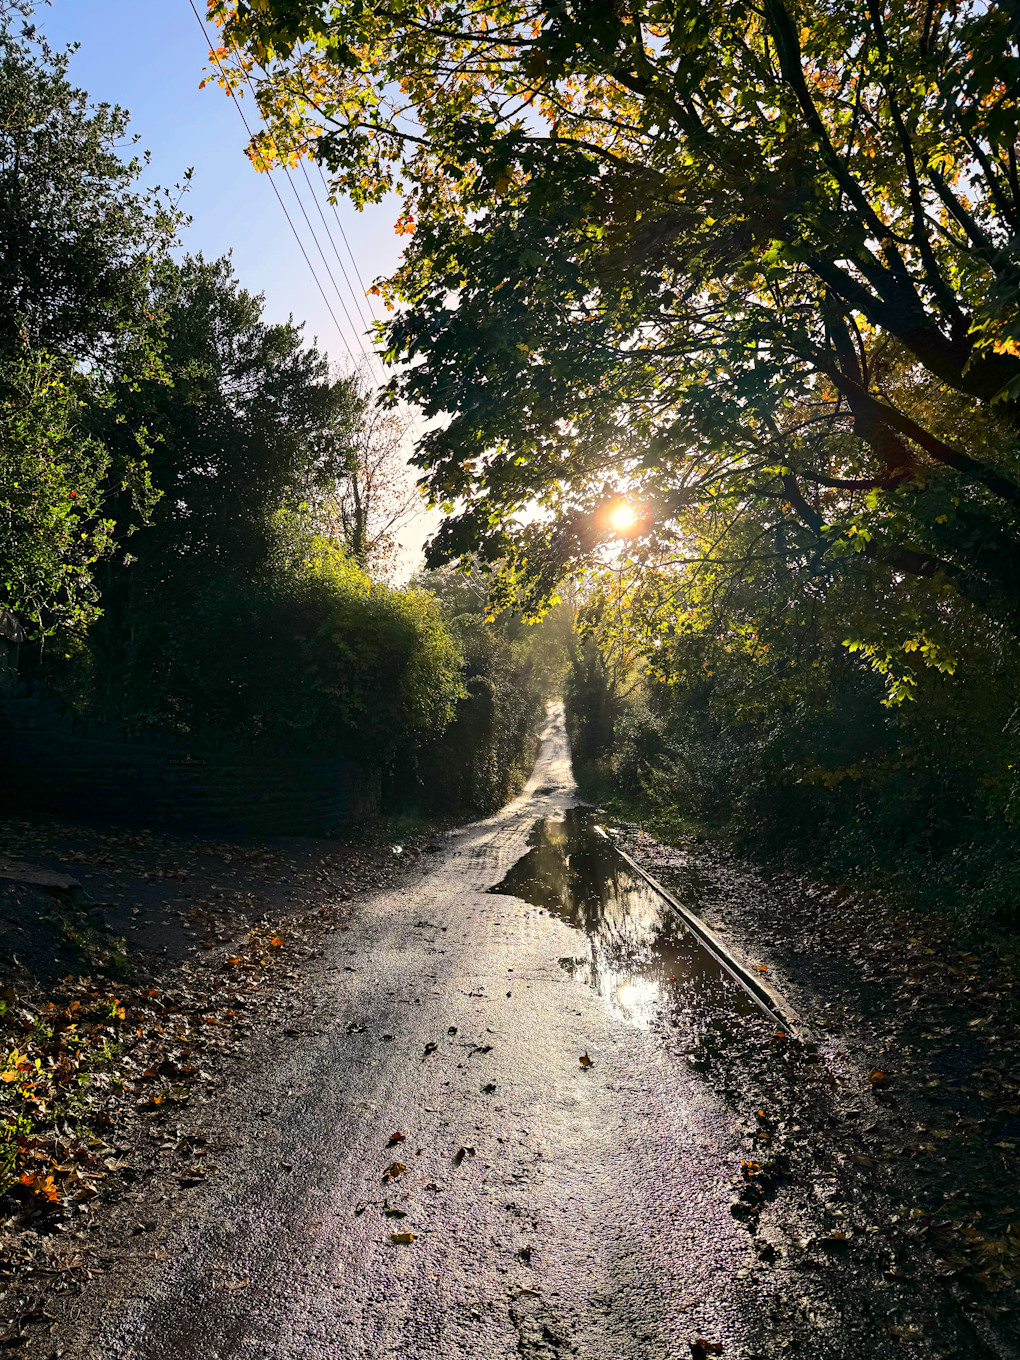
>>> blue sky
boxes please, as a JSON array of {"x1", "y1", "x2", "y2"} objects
[
  {"x1": 39, "y1": 0, "x2": 402, "y2": 379},
  {"x1": 38, "y1": 0, "x2": 434, "y2": 569}
]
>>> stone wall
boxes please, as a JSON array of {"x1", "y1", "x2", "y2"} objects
[{"x1": 0, "y1": 685, "x2": 379, "y2": 836}]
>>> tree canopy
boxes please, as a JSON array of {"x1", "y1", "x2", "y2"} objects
[
  {"x1": 214, "y1": 0, "x2": 1020, "y2": 677},
  {"x1": 0, "y1": 17, "x2": 180, "y2": 375}
]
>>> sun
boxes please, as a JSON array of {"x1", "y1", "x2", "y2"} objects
[{"x1": 606, "y1": 500, "x2": 639, "y2": 534}]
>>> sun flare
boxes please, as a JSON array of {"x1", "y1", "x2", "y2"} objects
[{"x1": 607, "y1": 501, "x2": 638, "y2": 533}]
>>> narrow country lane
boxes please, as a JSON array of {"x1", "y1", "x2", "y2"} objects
[{"x1": 57, "y1": 707, "x2": 784, "y2": 1359}]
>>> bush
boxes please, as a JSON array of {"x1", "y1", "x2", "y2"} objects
[
  {"x1": 59, "y1": 536, "x2": 465, "y2": 769},
  {"x1": 414, "y1": 625, "x2": 543, "y2": 814},
  {"x1": 566, "y1": 614, "x2": 1020, "y2": 926}
]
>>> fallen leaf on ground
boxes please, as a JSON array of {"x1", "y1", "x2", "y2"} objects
[
  {"x1": 387, "y1": 1131, "x2": 406, "y2": 1145},
  {"x1": 18, "y1": 1172, "x2": 60, "y2": 1204},
  {"x1": 382, "y1": 1162, "x2": 406, "y2": 1182},
  {"x1": 390, "y1": 1232, "x2": 414, "y2": 1245},
  {"x1": 579, "y1": 1052, "x2": 593, "y2": 1069},
  {"x1": 691, "y1": 1342, "x2": 724, "y2": 1357}
]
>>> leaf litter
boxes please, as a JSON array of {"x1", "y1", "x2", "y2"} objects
[
  {"x1": 0, "y1": 811, "x2": 440, "y2": 1348},
  {"x1": 616, "y1": 822, "x2": 1020, "y2": 1355}
]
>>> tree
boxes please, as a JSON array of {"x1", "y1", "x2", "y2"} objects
[
  {"x1": 0, "y1": 354, "x2": 114, "y2": 641},
  {"x1": 61, "y1": 251, "x2": 469, "y2": 762},
  {"x1": 212, "y1": 0, "x2": 1020, "y2": 662},
  {"x1": 411, "y1": 563, "x2": 545, "y2": 811},
  {"x1": 0, "y1": 12, "x2": 176, "y2": 644},
  {"x1": 299, "y1": 377, "x2": 421, "y2": 576},
  {"x1": 0, "y1": 12, "x2": 180, "y2": 376},
  {"x1": 86, "y1": 253, "x2": 361, "y2": 720}
]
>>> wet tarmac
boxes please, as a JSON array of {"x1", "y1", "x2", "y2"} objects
[
  {"x1": 490, "y1": 808, "x2": 758, "y2": 1031},
  {"x1": 42, "y1": 705, "x2": 943, "y2": 1360}
]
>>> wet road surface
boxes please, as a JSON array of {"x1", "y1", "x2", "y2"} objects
[
  {"x1": 64, "y1": 706, "x2": 779, "y2": 1359},
  {"x1": 489, "y1": 807, "x2": 761, "y2": 1032}
]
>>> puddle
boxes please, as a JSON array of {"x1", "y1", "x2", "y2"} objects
[{"x1": 490, "y1": 808, "x2": 760, "y2": 1030}]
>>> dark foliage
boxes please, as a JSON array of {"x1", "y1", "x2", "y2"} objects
[
  {"x1": 405, "y1": 569, "x2": 546, "y2": 815},
  {"x1": 566, "y1": 612, "x2": 1020, "y2": 925}
]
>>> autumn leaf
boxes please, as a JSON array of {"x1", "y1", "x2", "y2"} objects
[
  {"x1": 390, "y1": 1231, "x2": 414, "y2": 1244},
  {"x1": 579, "y1": 1051, "x2": 593, "y2": 1068},
  {"x1": 64, "y1": 1169, "x2": 100, "y2": 1200},
  {"x1": 388, "y1": 1131, "x2": 406, "y2": 1145},
  {"x1": 382, "y1": 1161, "x2": 406, "y2": 1182},
  {"x1": 19, "y1": 1171, "x2": 60, "y2": 1203},
  {"x1": 2, "y1": 1048, "x2": 27, "y2": 1080}
]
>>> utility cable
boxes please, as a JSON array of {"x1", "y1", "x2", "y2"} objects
[
  {"x1": 186, "y1": 0, "x2": 361, "y2": 369},
  {"x1": 299, "y1": 159, "x2": 373, "y2": 332},
  {"x1": 215, "y1": 19, "x2": 385, "y2": 379},
  {"x1": 316, "y1": 162, "x2": 381, "y2": 322},
  {"x1": 282, "y1": 165, "x2": 377, "y2": 368},
  {"x1": 191, "y1": 2, "x2": 420, "y2": 435}
]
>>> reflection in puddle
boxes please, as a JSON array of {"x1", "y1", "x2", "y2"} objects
[{"x1": 490, "y1": 808, "x2": 758, "y2": 1029}]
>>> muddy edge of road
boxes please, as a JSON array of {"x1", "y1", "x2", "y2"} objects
[{"x1": 611, "y1": 821, "x2": 1020, "y2": 1355}]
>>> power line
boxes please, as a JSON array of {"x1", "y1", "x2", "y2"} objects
[
  {"x1": 315, "y1": 162, "x2": 381, "y2": 323},
  {"x1": 283, "y1": 165, "x2": 375, "y2": 364},
  {"x1": 299, "y1": 159, "x2": 373, "y2": 332},
  {"x1": 187, "y1": 0, "x2": 424, "y2": 446},
  {"x1": 185, "y1": 0, "x2": 363, "y2": 371},
  {"x1": 215, "y1": 21, "x2": 386, "y2": 380},
  {"x1": 309, "y1": 170, "x2": 429, "y2": 438}
]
